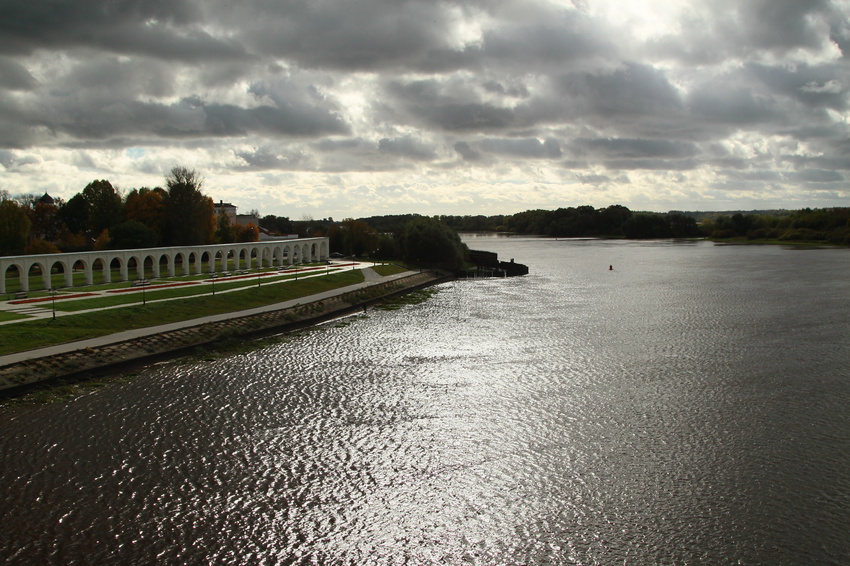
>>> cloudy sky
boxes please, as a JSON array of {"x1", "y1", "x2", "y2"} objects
[{"x1": 1, "y1": 0, "x2": 849, "y2": 218}]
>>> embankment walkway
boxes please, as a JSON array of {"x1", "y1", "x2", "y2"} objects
[{"x1": 0, "y1": 267, "x2": 451, "y2": 391}]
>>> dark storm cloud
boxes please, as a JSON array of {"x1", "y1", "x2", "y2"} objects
[
  {"x1": 557, "y1": 63, "x2": 683, "y2": 118},
  {"x1": 3, "y1": 95, "x2": 347, "y2": 144},
  {"x1": 0, "y1": 0, "x2": 246, "y2": 61},
  {"x1": 0, "y1": 57, "x2": 37, "y2": 90},
  {"x1": 785, "y1": 155, "x2": 850, "y2": 171},
  {"x1": 232, "y1": 0, "x2": 616, "y2": 74},
  {"x1": 687, "y1": 84, "x2": 777, "y2": 125},
  {"x1": 235, "y1": 146, "x2": 311, "y2": 171},
  {"x1": 785, "y1": 169, "x2": 845, "y2": 183},
  {"x1": 241, "y1": 0, "x2": 466, "y2": 71},
  {"x1": 202, "y1": 102, "x2": 348, "y2": 138},
  {"x1": 603, "y1": 158, "x2": 699, "y2": 171},
  {"x1": 747, "y1": 63, "x2": 848, "y2": 111},
  {"x1": 479, "y1": 137, "x2": 562, "y2": 158},
  {"x1": 566, "y1": 137, "x2": 701, "y2": 171},
  {"x1": 571, "y1": 138, "x2": 698, "y2": 162},
  {"x1": 481, "y1": 9, "x2": 615, "y2": 67},
  {"x1": 738, "y1": 0, "x2": 835, "y2": 52},
  {"x1": 0, "y1": 54, "x2": 348, "y2": 146},
  {"x1": 482, "y1": 81, "x2": 531, "y2": 98},
  {"x1": 386, "y1": 79, "x2": 522, "y2": 131},
  {"x1": 721, "y1": 169, "x2": 784, "y2": 183},
  {"x1": 454, "y1": 141, "x2": 482, "y2": 162},
  {"x1": 648, "y1": 0, "x2": 840, "y2": 64},
  {"x1": 377, "y1": 136, "x2": 438, "y2": 161},
  {"x1": 314, "y1": 138, "x2": 374, "y2": 154}
]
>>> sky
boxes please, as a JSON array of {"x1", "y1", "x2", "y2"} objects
[{"x1": 1, "y1": 0, "x2": 849, "y2": 219}]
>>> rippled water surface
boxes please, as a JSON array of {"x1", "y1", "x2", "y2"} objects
[{"x1": 2, "y1": 237, "x2": 849, "y2": 565}]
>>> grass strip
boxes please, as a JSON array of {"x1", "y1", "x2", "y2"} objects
[
  {"x1": 0, "y1": 312, "x2": 29, "y2": 323},
  {"x1": 371, "y1": 264, "x2": 408, "y2": 276},
  {"x1": 44, "y1": 269, "x2": 345, "y2": 312},
  {"x1": 0, "y1": 270, "x2": 365, "y2": 356}
]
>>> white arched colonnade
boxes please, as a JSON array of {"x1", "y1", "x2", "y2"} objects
[{"x1": 0, "y1": 237, "x2": 329, "y2": 294}]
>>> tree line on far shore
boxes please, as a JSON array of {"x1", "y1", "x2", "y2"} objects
[
  {"x1": 2, "y1": 168, "x2": 848, "y2": 271},
  {"x1": 432, "y1": 206, "x2": 850, "y2": 244}
]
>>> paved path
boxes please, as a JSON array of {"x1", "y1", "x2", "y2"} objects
[{"x1": 0, "y1": 265, "x2": 420, "y2": 367}]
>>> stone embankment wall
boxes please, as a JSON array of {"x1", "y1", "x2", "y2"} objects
[{"x1": 0, "y1": 271, "x2": 450, "y2": 392}]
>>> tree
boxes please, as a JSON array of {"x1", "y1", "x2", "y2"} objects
[
  {"x1": 93, "y1": 229, "x2": 111, "y2": 250},
  {"x1": 124, "y1": 187, "x2": 165, "y2": 239},
  {"x1": 235, "y1": 223, "x2": 259, "y2": 243},
  {"x1": 27, "y1": 200, "x2": 62, "y2": 242},
  {"x1": 259, "y1": 214, "x2": 293, "y2": 235},
  {"x1": 599, "y1": 205, "x2": 632, "y2": 235},
  {"x1": 0, "y1": 199, "x2": 31, "y2": 255},
  {"x1": 215, "y1": 211, "x2": 237, "y2": 244},
  {"x1": 162, "y1": 167, "x2": 215, "y2": 246},
  {"x1": 109, "y1": 220, "x2": 159, "y2": 249},
  {"x1": 24, "y1": 239, "x2": 61, "y2": 255},
  {"x1": 331, "y1": 218, "x2": 379, "y2": 257},
  {"x1": 400, "y1": 217, "x2": 467, "y2": 269},
  {"x1": 82, "y1": 180, "x2": 123, "y2": 233},
  {"x1": 667, "y1": 212, "x2": 700, "y2": 238},
  {"x1": 622, "y1": 213, "x2": 672, "y2": 239},
  {"x1": 57, "y1": 193, "x2": 90, "y2": 236}
]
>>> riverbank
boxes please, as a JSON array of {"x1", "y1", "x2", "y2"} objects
[{"x1": 0, "y1": 270, "x2": 451, "y2": 392}]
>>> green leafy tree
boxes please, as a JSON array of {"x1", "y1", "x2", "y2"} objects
[
  {"x1": 400, "y1": 217, "x2": 467, "y2": 269},
  {"x1": 259, "y1": 214, "x2": 293, "y2": 235},
  {"x1": 26, "y1": 199, "x2": 62, "y2": 242},
  {"x1": 331, "y1": 218, "x2": 379, "y2": 257},
  {"x1": 0, "y1": 199, "x2": 31, "y2": 255},
  {"x1": 373, "y1": 233, "x2": 400, "y2": 259},
  {"x1": 667, "y1": 212, "x2": 700, "y2": 238},
  {"x1": 599, "y1": 205, "x2": 632, "y2": 235},
  {"x1": 109, "y1": 220, "x2": 159, "y2": 249},
  {"x1": 82, "y1": 180, "x2": 123, "y2": 233},
  {"x1": 56, "y1": 193, "x2": 90, "y2": 236},
  {"x1": 215, "y1": 211, "x2": 237, "y2": 244},
  {"x1": 162, "y1": 167, "x2": 215, "y2": 246},
  {"x1": 622, "y1": 213, "x2": 672, "y2": 239}
]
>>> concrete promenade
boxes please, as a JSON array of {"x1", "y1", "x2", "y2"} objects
[{"x1": 0, "y1": 264, "x2": 424, "y2": 368}]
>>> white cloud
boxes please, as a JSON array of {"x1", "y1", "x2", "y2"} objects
[{"x1": 0, "y1": 0, "x2": 848, "y2": 215}]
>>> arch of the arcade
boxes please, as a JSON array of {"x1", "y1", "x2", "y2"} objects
[{"x1": 1, "y1": 238, "x2": 329, "y2": 294}]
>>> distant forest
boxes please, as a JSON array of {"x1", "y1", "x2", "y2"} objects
[
  {"x1": 353, "y1": 206, "x2": 850, "y2": 244},
  {"x1": 3, "y1": 171, "x2": 849, "y2": 260}
]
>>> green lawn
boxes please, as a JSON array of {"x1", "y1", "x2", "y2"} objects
[
  {"x1": 0, "y1": 312, "x2": 28, "y2": 323},
  {"x1": 0, "y1": 270, "x2": 365, "y2": 356},
  {"x1": 43, "y1": 268, "x2": 345, "y2": 312},
  {"x1": 371, "y1": 264, "x2": 408, "y2": 276}
]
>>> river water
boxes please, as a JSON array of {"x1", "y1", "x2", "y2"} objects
[{"x1": 1, "y1": 236, "x2": 849, "y2": 565}]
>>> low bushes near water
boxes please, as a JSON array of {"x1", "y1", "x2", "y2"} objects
[{"x1": 374, "y1": 288, "x2": 439, "y2": 310}]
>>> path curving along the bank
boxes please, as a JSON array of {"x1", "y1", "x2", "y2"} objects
[{"x1": 0, "y1": 269, "x2": 453, "y2": 392}]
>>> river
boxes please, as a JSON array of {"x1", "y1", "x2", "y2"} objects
[{"x1": 1, "y1": 236, "x2": 849, "y2": 565}]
